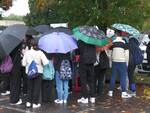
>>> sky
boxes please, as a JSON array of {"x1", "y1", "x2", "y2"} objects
[{"x1": 2, "y1": 0, "x2": 29, "y2": 17}]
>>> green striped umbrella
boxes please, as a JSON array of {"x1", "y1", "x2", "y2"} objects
[
  {"x1": 111, "y1": 23, "x2": 140, "y2": 36},
  {"x1": 72, "y1": 26, "x2": 109, "y2": 46}
]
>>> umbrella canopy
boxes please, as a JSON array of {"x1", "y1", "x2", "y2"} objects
[
  {"x1": 34, "y1": 25, "x2": 51, "y2": 34},
  {"x1": 111, "y1": 23, "x2": 140, "y2": 36},
  {"x1": 73, "y1": 25, "x2": 108, "y2": 46},
  {"x1": 38, "y1": 32, "x2": 78, "y2": 53},
  {"x1": 0, "y1": 24, "x2": 28, "y2": 57},
  {"x1": 45, "y1": 27, "x2": 72, "y2": 35},
  {"x1": 26, "y1": 27, "x2": 39, "y2": 35},
  {"x1": 2, "y1": 24, "x2": 28, "y2": 39}
]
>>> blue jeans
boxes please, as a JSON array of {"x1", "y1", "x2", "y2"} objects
[
  {"x1": 55, "y1": 71, "x2": 69, "y2": 100},
  {"x1": 109, "y1": 62, "x2": 127, "y2": 92}
]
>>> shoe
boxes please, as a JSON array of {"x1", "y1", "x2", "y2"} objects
[
  {"x1": 121, "y1": 92, "x2": 132, "y2": 98},
  {"x1": 54, "y1": 99, "x2": 63, "y2": 104},
  {"x1": 26, "y1": 102, "x2": 31, "y2": 107},
  {"x1": 32, "y1": 103, "x2": 41, "y2": 108},
  {"x1": 10, "y1": 99, "x2": 22, "y2": 105},
  {"x1": 15, "y1": 99, "x2": 22, "y2": 105},
  {"x1": 1, "y1": 91, "x2": 10, "y2": 96},
  {"x1": 90, "y1": 97, "x2": 95, "y2": 103},
  {"x1": 108, "y1": 91, "x2": 113, "y2": 97},
  {"x1": 128, "y1": 91, "x2": 136, "y2": 97},
  {"x1": 63, "y1": 100, "x2": 67, "y2": 104},
  {"x1": 77, "y1": 97, "x2": 88, "y2": 104}
]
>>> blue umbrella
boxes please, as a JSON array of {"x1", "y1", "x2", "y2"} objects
[
  {"x1": 111, "y1": 23, "x2": 140, "y2": 36},
  {"x1": 38, "y1": 32, "x2": 78, "y2": 53}
]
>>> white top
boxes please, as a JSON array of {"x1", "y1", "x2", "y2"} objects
[{"x1": 22, "y1": 48, "x2": 49, "y2": 74}]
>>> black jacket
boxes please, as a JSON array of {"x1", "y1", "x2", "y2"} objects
[{"x1": 78, "y1": 41, "x2": 96, "y2": 64}]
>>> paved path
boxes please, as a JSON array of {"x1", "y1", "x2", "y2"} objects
[{"x1": 0, "y1": 84, "x2": 149, "y2": 113}]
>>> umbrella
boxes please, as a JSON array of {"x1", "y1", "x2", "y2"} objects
[
  {"x1": 73, "y1": 25, "x2": 108, "y2": 46},
  {"x1": 38, "y1": 32, "x2": 78, "y2": 53},
  {"x1": 45, "y1": 27, "x2": 72, "y2": 35},
  {"x1": 34, "y1": 25, "x2": 51, "y2": 34},
  {"x1": 0, "y1": 24, "x2": 28, "y2": 57},
  {"x1": 26, "y1": 27, "x2": 39, "y2": 35},
  {"x1": 111, "y1": 23, "x2": 140, "y2": 36}
]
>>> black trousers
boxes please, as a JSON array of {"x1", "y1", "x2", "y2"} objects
[
  {"x1": 21, "y1": 67, "x2": 27, "y2": 94},
  {"x1": 10, "y1": 68, "x2": 22, "y2": 103},
  {"x1": 0, "y1": 73, "x2": 10, "y2": 92},
  {"x1": 27, "y1": 74, "x2": 42, "y2": 104},
  {"x1": 42, "y1": 80, "x2": 55, "y2": 103},
  {"x1": 79, "y1": 63, "x2": 95, "y2": 98},
  {"x1": 94, "y1": 67, "x2": 106, "y2": 95},
  {"x1": 128, "y1": 63, "x2": 136, "y2": 91}
]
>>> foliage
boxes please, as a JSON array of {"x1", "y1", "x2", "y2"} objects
[
  {"x1": 25, "y1": 0, "x2": 150, "y2": 30},
  {"x1": 2, "y1": 14, "x2": 23, "y2": 21}
]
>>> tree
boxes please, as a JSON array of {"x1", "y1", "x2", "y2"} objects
[
  {"x1": 25, "y1": 0, "x2": 150, "y2": 30},
  {"x1": 0, "y1": 0, "x2": 12, "y2": 10}
]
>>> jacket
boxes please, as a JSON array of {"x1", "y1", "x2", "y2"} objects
[
  {"x1": 111, "y1": 36, "x2": 129, "y2": 63},
  {"x1": 78, "y1": 41, "x2": 96, "y2": 64}
]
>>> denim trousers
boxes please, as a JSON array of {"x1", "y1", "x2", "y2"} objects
[
  {"x1": 55, "y1": 71, "x2": 69, "y2": 100},
  {"x1": 109, "y1": 62, "x2": 127, "y2": 92}
]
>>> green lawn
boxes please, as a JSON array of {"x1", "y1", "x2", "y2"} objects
[{"x1": 135, "y1": 73, "x2": 150, "y2": 85}]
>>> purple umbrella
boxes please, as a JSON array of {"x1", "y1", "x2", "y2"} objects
[{"x1": 38, "y1": 32, "x2": 78, "y2": 53}]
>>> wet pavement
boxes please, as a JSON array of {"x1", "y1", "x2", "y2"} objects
[{"x1": 0, "y1": 84, "x2": 149, "y2": 113}]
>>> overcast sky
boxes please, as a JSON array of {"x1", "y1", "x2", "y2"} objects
[{"x1": 2, "y1": 0, "x2": 29, "y2": 17}]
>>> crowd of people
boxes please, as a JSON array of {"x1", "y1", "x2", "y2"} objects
[{"x1": 0, "y1": 28, "x2": 147, "y2": 108}]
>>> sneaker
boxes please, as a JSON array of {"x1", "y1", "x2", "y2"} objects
[
  {"x1": 32, "y1": 103, "x2": 41, "y2": 108},
  {"x1": 128, "y1": 91, "x2": 136, "y2": 97},
  {"x1": 26, "y1": 102, "x2": 31, "y2": 107},
  {"x1": 54, "y1": 99, "x2": 63, "y2": 104},
  {"x1": 10, "y1": 99, "x2": 22, "y2": 105},
  {"x1": 63, "y1": 100, "x2": 67, "y2": 104},
  {"x1": 108, "y1": 91, "x2": 113, "y2": 97},
  {"x1": 121, "y1": 92, "x2": 132, "y2": 98},
  {"x1": 1, "y1": 91, "x2": 10, "y2": 96},
  {"x1": 90, "y1": 97, "x2": 95, "y2": 103},
  {"x1": 77, "y1": 97, "x2": 88, "y2": 104},
  {"x1": 15, "y1": 99, "x2": 22, "y2": 105}
]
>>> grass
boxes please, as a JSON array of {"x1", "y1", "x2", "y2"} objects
[{"x1": 135, "y1": 73, "x2": 150, "y2": 85}]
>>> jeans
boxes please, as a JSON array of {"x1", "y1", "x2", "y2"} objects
[
  {"x1": 109, "y1": 62, "x2": 127, "y2": 92},
  {"x1": 55, "y1": 71, "x2": 69, "y2": 100}
]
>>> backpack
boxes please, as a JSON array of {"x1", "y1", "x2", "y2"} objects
[
  {"x1": 43, "y1": 60, "x2": 55, "y2": 80},
  {"x1": 59, "y1": 59, "x2": 72, "y2": 80},
  {"x1": 129, "y1": 38, "x2": 144, "y2": 65},
  {"x1": 28, "y1": 60, "x2": 38, "y2": 79},
  {"x1": 0, "y1": 55, "x2": 13, "y2": 74}
]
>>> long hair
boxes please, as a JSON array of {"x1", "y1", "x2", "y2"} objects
[{"x1": 30, "y1": 39, "x2": 39, "y2": 50}]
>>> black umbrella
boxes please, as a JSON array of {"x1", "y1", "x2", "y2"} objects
[
  {"x1": 45, "y1": 27, "x2": 72, "y2": 35},
  {"x1": 34, "y1": 25, "x2": 51, "y2": 34},
  {"x1": 0, "y1": 24, "x2": 28, "y2": 57},
  {"x1": 2, "y1": 24, "x2": 28, "y2": 39},
  {"x1": 26, "y1": 27, "x2": 39, "y2": 35}
]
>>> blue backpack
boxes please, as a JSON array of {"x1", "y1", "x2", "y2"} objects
[
  {"x1": 28, "y1": 60, "x2": 38, "y2": 79},
  {"x1": 43, "y1": 60, "x2": 55, "y2": 80},
  {"x1": 129, "y1": 38, "x2": 144, "y2": 65},
  {"x1": 59, "y1": 59, "x2": 72, "y2": 80}
]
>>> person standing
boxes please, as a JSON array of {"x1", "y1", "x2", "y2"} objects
[
  {"x1": 54, "y1": 53, "x2": 72, "y2": 104},
  {"x1": 9, "y1": 44, "x2": 23, "y2": 105},
  {"x1": 77, "y1": 41, "x2": 96, "y2": 104},
  {"x1": 108, "y1": 33, "x2": 131, "y2": 98},
  {"x1": 94, "y1": 47, "x2": 109, "y2": 96},
  {"x1": 22, "y1": 39, "x2": 49, "y2": 108},
  {"x1": 127, "y1": 38, "x2": 141, "y2": 96}
]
